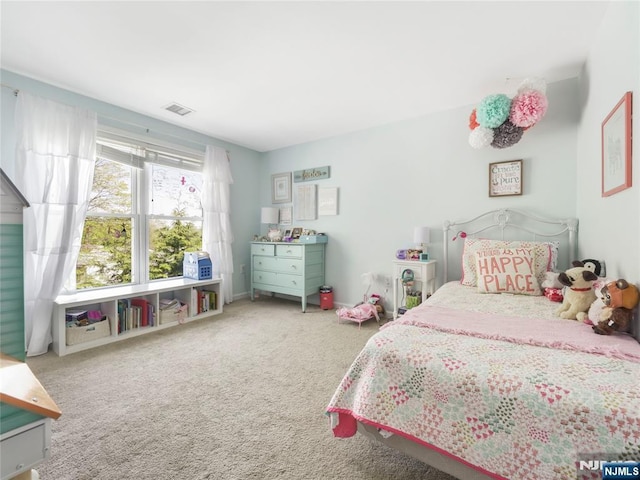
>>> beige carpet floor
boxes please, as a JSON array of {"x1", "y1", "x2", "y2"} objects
[{"x1": 27, "y1": 297, "x2": 457, "y2": 480}]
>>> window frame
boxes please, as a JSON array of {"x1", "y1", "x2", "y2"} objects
[{"x1": 77, "y1": 130, "x2": 205, "y2": 291}]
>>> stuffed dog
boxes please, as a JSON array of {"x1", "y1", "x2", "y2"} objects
[
  {"x1": 592, "y1": 279, "x2": 640, "y2": 335},
  {"x1": 555, "y1": 261, "x2": 598, "y2": 321}
]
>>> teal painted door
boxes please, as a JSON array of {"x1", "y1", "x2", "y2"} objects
[
  {"x1": 0, "y1": 222, "x2": 42, "y2": 434},
  {"x1": 0, "y1": 223, "x2": 25, "y2": 360}
]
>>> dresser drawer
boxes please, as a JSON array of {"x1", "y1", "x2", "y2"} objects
[
  {"x1": 394, "y1": 262, "x2": 434, "y2": 282},
  {"x1": 253, "y1": 256, "x2": 303, "y2": 274},
  {"x1": 273, "y1": 273, "x2": 303, "y2": 289},
  {"x1": 251, "y1": 244, "x2": 275, "y2": 256},
  {"x1": 253, "y1": 270, "x2": 277, "y2": 285},
  {"x1": 275, "y1": 244, "x2": 302, "y2": 258}
]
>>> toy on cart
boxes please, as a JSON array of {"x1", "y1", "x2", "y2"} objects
[
  {"x1": 336, "y1": 273, "x2": 385, "y2": 329},
  {"x1": 337, "y1": 294, "x2": 384, "y2": 329}
]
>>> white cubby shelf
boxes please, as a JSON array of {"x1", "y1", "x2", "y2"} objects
[{"x1": 52, "y1": 277, "x2": 222, "y2": 356}]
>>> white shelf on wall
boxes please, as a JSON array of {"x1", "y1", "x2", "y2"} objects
[{"x1": 52, "y1": 277, "x2": 222, "y2": 356}]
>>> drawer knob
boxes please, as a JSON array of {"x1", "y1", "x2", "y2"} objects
[
  {"x1": 290, "y1": 264, "x2": 296, "y2": 269},
  {"x1": 287, "y1": 249, "x2": 292, "y2": 253},
  {"x1": 291, "y1": 280, "x2": 297, "y2": 285}
]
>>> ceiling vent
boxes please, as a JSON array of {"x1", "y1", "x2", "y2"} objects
[{"x1": 164, "y1": 102, "x2": 194, "y2": 116}]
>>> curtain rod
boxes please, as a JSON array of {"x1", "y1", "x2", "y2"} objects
[
  {"x1": 1, "y1": 83, "x2": 19, "y2": 96},
  {"x1": 1, "y1": 82, "x2": 230, "y2": 156}
]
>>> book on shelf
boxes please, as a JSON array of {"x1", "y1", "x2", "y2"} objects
[
  {"x1": 148, "y1": 303, "x2": 155, "y2": 327},
  {"x1": 194, "y1": 288, "x2": 218, "y2": 314},
  {"x1": 117, "y1": 299, "x2": 143, "y2": 333},
  {"x1": 131, "y1": 298, "x2": 150, "y2": 327}
]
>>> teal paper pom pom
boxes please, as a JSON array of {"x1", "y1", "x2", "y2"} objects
[{"x1": 476, "y1": 94, "x2": 512, "y2": 128}]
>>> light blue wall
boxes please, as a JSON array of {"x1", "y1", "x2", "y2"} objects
[
  {"x1": 261, "y1": 78, "x2": 580, "y2": 307},
  {"x1": 0, "y1": 69, "x2": 261, "y2": 297},
  {"x1": 577, "y1": 0, "x2": 640, "y2": 282},
  {"x1": 5, "y1": 0, "x2": 638, "y2": 314}
]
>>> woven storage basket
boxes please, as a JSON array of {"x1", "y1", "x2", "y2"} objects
[{"x1": 66, "y1": 319, "x2": 111, "y2": 346}]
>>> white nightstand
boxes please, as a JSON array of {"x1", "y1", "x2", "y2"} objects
[{"x1": 392, "y1": 259, "x2": 437, "y2": 319}]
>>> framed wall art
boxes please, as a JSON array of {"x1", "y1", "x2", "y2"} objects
[
  {"x1": 279, "y1": 206, "x2": 292, "y2": 226},
  {"x1": 294, "y1": 184, "x2": 317, "y2": 221},
  {"x1": 318, "y1": 187, "x2": 338, "y2": 216},
  {"x1": 602, "y1": 91, "x2": 632, "y2": 197},
  {"x1": 271, "y1": 172, "x2": 292, "y2": 203},
  {"x1": 489, "y1": 159, "x2": 522, "y2": 197}
]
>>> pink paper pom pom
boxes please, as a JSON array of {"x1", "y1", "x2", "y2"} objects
[
  {"x1": 509, "y1": 90, "x2": 548, "y2": 128},
  {"x1": 469, "y1": 126, "x2": 494, "y2": 149}
]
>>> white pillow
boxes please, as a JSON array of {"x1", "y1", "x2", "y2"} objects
[{"x1": 461, "y1": 238, "x2": 558, "y2": 287}]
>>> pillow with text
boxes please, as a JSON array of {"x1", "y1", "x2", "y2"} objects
[
  {"x1": 461, "y1": 238, "x2": 557, "y2": 287},
  {"x1": 474, "y1": 248, "x2": 542, "y2": 295}
]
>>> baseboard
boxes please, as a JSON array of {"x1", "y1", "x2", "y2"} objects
[{"x1": 232, "y1": 291, "x2": 250, "y2": 301}]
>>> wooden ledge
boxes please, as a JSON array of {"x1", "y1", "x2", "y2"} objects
[{"x1": 0, "y1": 353, "x2": 61, "y2": 419}]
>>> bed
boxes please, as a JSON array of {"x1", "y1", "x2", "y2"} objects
[{"x1": 326, "y1": 209, "x2": 640, "y2": 480}]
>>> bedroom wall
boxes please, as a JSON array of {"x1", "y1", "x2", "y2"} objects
[
  {"x1": 0, "y1": 69, "x2": 262, "y2": 298},
  {"x1": 576, "y1": 0, "x2": 640, "y2": 282},
  {"x1": 259, "y1": 79, "x2": 581, "y2": 308}
]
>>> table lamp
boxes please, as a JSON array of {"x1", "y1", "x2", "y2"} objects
[
  {"x1": 413, "y1": 226, "x2": 430, "y2": 261},
  {"x1": 261, "y1": 207, "x2": 280, "y2": 241},
  {"x1": 261, "y1": 207, "x2": 279, "y2": 228}
]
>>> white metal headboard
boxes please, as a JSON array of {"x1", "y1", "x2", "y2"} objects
[{"x1": 442, "y1": 209, "x2": 578, "y2": 283}]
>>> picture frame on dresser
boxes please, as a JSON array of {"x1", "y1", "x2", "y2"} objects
[{"x1": 602, "y1": 91, "x2": 632, "y2": 197}]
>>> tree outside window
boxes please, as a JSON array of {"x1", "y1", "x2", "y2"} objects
[{"x1": 76, "y1": 145, "x2": 204, "y2": 290}]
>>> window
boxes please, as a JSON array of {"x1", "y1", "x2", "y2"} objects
[
  {"x1": 76, "y1": 134, "x2": 204, "y2": 290},
  {"x1": 147, "y1": 163, "x2": 203, "y2": 281},
  {"x1": 77, "y1": 156, "x2": 135, "y2": 289}
]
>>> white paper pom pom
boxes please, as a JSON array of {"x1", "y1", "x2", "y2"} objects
[
  {"x1": 469, "y1": 126, "x2": 494, "y2": 149},
  {"x1": 518, "y1": 77, "x2": 547, "y2": 94}
]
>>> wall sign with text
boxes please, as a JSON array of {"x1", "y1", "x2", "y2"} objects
[
  {"x1": 489, "y1": 160, "x2": 522, "y2": 197},
  {"x1": 293, "y1": 166, "x2": 330, "y2": 183}
]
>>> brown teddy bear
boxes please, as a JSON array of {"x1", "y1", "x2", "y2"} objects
[
  {"x1": 555, "y1": 260, "x2": 598, "y2": 321},
  {"x1": 592, "y1": 279, "x2": 640, "y2": 335}
]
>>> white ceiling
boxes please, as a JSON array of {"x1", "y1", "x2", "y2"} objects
[{"x1": 1, "y1": 1, "x2": 609, "y2": 152}]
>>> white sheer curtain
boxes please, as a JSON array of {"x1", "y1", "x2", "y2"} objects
[
  {"x1": 15, "y1": 93, "x2": 97, "y2": 356},
  {"x1": 202, "y1": 145, "x2": 234, "y2": 304}
]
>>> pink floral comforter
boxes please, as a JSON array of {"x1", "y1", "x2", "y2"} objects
[{"x1": 326, "y1": 283, "x2": 640, "y2": 480}]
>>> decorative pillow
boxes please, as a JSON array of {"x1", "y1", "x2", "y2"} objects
[
  {"x1": 461, "y1": 238, "x2": 558, "y2": 287},
  {"x1": 541, "y1": 271, "x2": 563, "y2": 289},
  {"x1": 475, "y1": 248, "x2": 542, "y2": 295}
]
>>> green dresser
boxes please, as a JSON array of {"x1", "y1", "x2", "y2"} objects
[{"x1": 250, "y1": 242, "x2": 326, "y2": 312}]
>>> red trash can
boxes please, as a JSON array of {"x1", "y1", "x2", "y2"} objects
[{"x1": 320, "y1": 286, "x2": 334, "y2": 310}]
